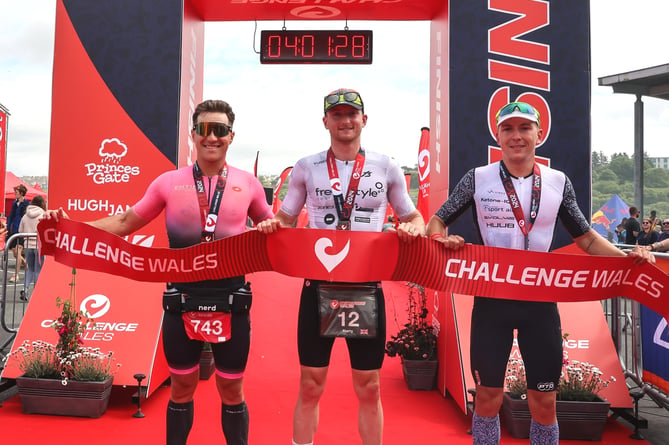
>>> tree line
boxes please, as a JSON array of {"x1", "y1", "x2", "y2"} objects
[{"x1": 592, "y1": 151, "x2": 669, "y2": 220}]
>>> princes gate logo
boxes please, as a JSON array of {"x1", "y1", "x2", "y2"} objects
[{"x1": 84, "y1": 138, "x2": 141, "y2": 185}]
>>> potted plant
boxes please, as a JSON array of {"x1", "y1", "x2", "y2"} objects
[
  {"x1": 2, "y1": 269, "x2": 120, "y2": 418},
  {"x1": 502, "y1": 334, "x2": 613, "y2": 440},
  {"x1": 385, "y1": 282, "x2": 438, "y2": 390}
]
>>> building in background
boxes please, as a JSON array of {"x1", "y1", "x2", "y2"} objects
[{"x1": 649, "y1": 156, "x2": 669, "y2": 170}]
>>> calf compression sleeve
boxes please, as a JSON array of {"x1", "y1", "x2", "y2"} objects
[
  {"x1": 222, "y1": 401, "x2": 249, "y2": 445},
  {"x1": 472, "y1": 412, "x2": 500, "y2": 445},
  {"x1": 530, "y1": 419, "x2": 559, "y2": 445},
  {"x1": 166, "y1": 400, "x2": 194, "y2": 445}
]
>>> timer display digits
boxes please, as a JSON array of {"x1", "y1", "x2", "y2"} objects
[{"x1": 260, "y1": 30, "x2": 373, "y2": 64}]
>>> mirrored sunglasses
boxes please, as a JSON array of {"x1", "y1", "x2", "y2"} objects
[
  {"x1": 324, "y1": 91, "x2": 363, "y2": 112},
  {"x1": 496, "y1": 102, "x2": 540, "y2": 124},
  {"x1": 193, "y1": 122, "x2": 232, "y2": 137}
]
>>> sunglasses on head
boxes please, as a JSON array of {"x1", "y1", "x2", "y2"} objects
[
  {"x1": 324, "y1": 91, "x2": 363, "y2": 112},
  {"x1": 496, "y1": 102, "x2": 540, "y2": 123},
  {"x1": 193, "y1": 122, "x2": 233, "y2": 138}
]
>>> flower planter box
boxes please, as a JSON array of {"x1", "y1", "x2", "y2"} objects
[
  {"x1": 199, "y1": 349, "x2": 215, "y2": 380},
  {"x1": 402, "y1": 359, "x2": 438, "y2": 391},
  {"x1": 16, "y1": 376, "x2": 113, "y2": 418},
  {"x1": 501, "y1": 392, "x2": 611, "y2": 441}
]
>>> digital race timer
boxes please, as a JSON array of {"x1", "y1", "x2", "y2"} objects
[{"x1": 260, "y1": 30, "x2": 373, "y2": 64}]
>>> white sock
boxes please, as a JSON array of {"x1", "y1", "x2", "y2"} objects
[{"x1": 292, "y1": 440, "x2": 313, "y2": 445}]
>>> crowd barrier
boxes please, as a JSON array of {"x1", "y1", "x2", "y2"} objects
[
  {"x1": 605, "y1": 244, "x2": 669, "y2": 415},
  {"x1": 0, "y1": 233, "x2": 36, "y2": 366}
]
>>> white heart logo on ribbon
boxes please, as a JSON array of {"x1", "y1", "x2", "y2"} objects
[{"x1": 314, "y1": 237, "x2": 350, "y2": 273}]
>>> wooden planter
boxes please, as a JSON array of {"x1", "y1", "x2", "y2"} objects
[
  {"x1": 501, "y1": 392, "x2": 611, "y2": 441},
  {"x1": 16, "y1": 376, "x2": 113, "y2": 418},
  {"x1": 199, "y1": 349, "x2": 215, "y2": 380},
  {"x1": 402, "y1": 359, "x2": 438, "y2": 391}
]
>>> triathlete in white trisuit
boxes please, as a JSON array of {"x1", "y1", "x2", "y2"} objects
[
  {"x1": 427, "y1": 101, "x2": 654, "y2": 445},
  {"x1": 256, "y1": 88, "x2": 434, "y2": 445}
]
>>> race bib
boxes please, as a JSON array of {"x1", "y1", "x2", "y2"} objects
[
  {"x1": 182, "y1": 311, "x2": 232, "y2": 343},
  {"x1": 318, "y1": 283, "x2": 378, "y2": 338}
]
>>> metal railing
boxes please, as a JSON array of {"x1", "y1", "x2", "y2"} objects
[
  {"x1": 0, "y1": 233, "x2": 36, "y2": 365},
  {"x1": 605, "y1": 244, "x2": 669, "y2": 410}
]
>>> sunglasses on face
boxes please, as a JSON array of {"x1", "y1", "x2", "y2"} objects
[
  {"x1": 193, "y1": 122, "x2": 233, "y2": 138},
  {"x1": 663, "y1": 222, "x2": 669, "y2": 225},
  {"x1": 496, "y1": 102, "x2": 540, "y2": 122},
  {"x1": 642, "y1": 221, "x2": 651, "y2": 224},
  {"x1": 324, "y1": 92, "x2": 363, "y2": 112}
]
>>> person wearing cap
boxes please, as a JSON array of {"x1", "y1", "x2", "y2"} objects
[
  {"x1": 427, "y1": 101, "x2": 654, "y2": 445},
  {"x1": 256, "y1": 88, "x2": 441, "y2": 445}
]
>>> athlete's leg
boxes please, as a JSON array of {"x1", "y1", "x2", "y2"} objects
[
  {"x1": 213, "y1": 308, "x2": 252, "y2": 445},
  {"x1": 293, "y1": 365, "x2": 329, "y2": 444},
  {"x1": 293, "y1": 280, "x2": 335, "y2": 444},
  {"x1": 162, "y1": 312, "x2": 202, "y2": 445},
  {"x1": 351, "y1": 368, "x2": 383, "y2": 445}
]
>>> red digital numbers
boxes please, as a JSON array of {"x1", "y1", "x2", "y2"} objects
[{"x1": 261, "y1": 30, "x2": 373, "y2": 64}]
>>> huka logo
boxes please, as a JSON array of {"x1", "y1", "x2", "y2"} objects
[{"x1": 84, "y1": 138, "x2": 141, "y2": 185}]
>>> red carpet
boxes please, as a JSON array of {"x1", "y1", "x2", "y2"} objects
[{"x1": 0, "y1": 272, "x2": 648, "y2": 444}]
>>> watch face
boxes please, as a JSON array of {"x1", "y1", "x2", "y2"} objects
[{"x1": 260, "y1": 30, "x2": 373, "y2": 64}]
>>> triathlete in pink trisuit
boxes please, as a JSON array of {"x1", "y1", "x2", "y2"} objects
[{"x1": 46, "y1": 100, "x2": 273, "y2": 445}]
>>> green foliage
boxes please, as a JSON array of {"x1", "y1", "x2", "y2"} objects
[
  {"x1": 592, "y1": 152, "x2": 669, "y2": 219},
  {"x1": 505, "y1": 334, "x2": 614, "y2": 401},
  {"x1": 385, "y1": 283, "x2": 437, "y2": 361},
  {"x1": 3, "y1": 273, "x2": 120, "y2": 384}
]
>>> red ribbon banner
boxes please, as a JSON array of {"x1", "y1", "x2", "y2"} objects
[{"x1": 38, "y1": 219, "x2": 668, "y2": 321}]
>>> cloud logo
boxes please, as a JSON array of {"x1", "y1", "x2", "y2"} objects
[{"x1": 98, "y1": 138, "x2": 128, "y2": 162}]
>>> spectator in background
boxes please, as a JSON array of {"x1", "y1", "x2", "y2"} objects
[
  {"x1": 637, "y1": 218, "x2": 659, "y2": 246},
  {"x1": 658, "y1": 218, "x2": 669, "y2": 242},
  {"x1": 6, "y1": 184, "x2": 30, "y2": 281},
  {"x1": 615, "y1": 217, "x2": 628, "y2": 244},
  {"x1": 19, "y1": 195, "x2": 46, "y2": 301},
  {"x1": 624, "y1": 206, "x2": 640, "y2": 245},
  {"x1": 382, "y1": 214, "x2": 396, "y2": 232}
]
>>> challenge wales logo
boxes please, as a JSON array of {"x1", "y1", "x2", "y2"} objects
[
  {"x1": 80, "y1": 294, "x2": 111, "y2": 319},
  {"x1": 84, "y1": 138, "x2": 141, "y2": 185}
]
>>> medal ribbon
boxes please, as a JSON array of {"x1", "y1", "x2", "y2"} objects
[
  {"x1": 499, "y1": 161, "x2": 541, "y2": 249},
  {"x1": 193, "y1": 162, "x2": 227, "y2": 243},
  {"x1": 326, "y1": 148, "x2": 366, "y2": 231}
]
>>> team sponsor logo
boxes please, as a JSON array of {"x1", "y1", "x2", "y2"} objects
[
  {"x1": 84, "y1": 138, "x2": 141, "y2": 185},
  {"x1": 324, "y1": 214, "x2": 336, "y2": 225},
  {"x1": 330, "y1": 300, "x2": 340, "y2": 309},
  {"x1": 536, "y1": 382, "x2": 555, "y2": 392}
]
